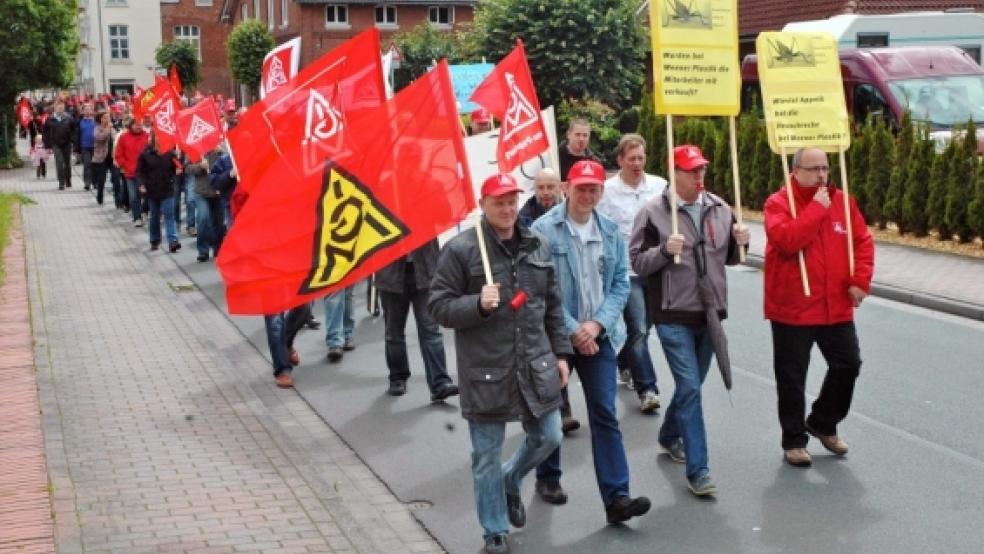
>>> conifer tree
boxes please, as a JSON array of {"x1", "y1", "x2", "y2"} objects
[
  {"x1": 864, "y1": 117, "x2": 895, "y2": 229},
  {"x1": 967, "y1": 162, "x2": 984, "y2": 245},
  {"x1": 944, "y1": 119, "x2": 978, "y2": 242},
  {"x1": 848, "y1": 124, "x2": 870, "y2": 217},
  {"x1": 902, "y1": 125, "x2": 934, "y2": 237},
  {"x1": 884, "y1": 111, "x2": 913, "y2": 233},
  {"x1": 928, "y1": 139, "x2": 956, "y2": 240}
]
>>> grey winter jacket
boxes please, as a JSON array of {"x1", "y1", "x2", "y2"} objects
[
  {"x1": 428, "y1": 220, "x2": 573, "y2": 423},
  {"x1": 374, "y1": 239, "x2": 440, "y2": 293},
  {"x1": 629, "y1": 190, "x2": 741, "y2": 326}
]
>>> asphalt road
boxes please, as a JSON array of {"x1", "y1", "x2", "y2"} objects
[{"x1": 177, "y1": 251, "x2": 984, "y2": 554}]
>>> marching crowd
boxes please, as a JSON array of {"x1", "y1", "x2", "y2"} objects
[{"x1": 21, "y1": 93, "x2": 874, "y2": 554}]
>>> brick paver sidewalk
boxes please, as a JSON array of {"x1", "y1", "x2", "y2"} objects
[{"x1": 2, "y1": 160, "x2": 442, "y2": 553}]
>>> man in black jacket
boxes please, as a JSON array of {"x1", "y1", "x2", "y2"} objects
[{"x1": 42, "y1": 101, "x2": 76, "y2": 190}]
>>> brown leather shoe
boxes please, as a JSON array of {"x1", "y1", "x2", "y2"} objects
[
  {"x1": 806, "y1": 423, "x2": 849, "y2": 455},
  {"x1": 275, "y1": 372, "x2": 294, "y2": 388},
  {"x1": 783, "y1": 448, "x2": 812, "y2": 467},
  {"x1": 288, "y1": 348, "x2": 300, "y2": 366}
]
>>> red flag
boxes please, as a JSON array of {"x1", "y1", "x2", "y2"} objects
[
  {"x1": 217, "y1": 61, "x2": 474, "y2": 315},
  {"x1": 16, "y1": 97, "x2": 32, "y2": 128},
  {"x1": 260, "y1": 37, "x2": 301, "y2": 99},
  {"x1": 145, "y1": 75, "x2": 181, "y2": 153},
  {"x1": 176, "y1": 100, "x2": 224, "y2": 163},
  {"x1": 168, "y1": 64, "x2": 183, "y2": 96},
  {"x1": 227, "y1": 28, "x2": 386, "y2": 195},
  {"x1": 469, "y1": 40, "x2": 550, "y2": 173}
]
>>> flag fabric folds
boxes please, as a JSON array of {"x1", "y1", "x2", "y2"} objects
[
  {"x1": 217, "y1": 61, "x2": 474, "y2": 315},
  {"x1": 168, "y1": 64, "x2": 183, "y2": 96},
  {"x1": 469, "y1": 40, "x2": 550, "y2": 173},
  {"x1": 145, "y1": 75, "x2": 181, "y2": 154},
  {"x1": 260, "y1": 37, "x2": 301, "y2": 99},
  {"x1": 227, "y1": 28, "x2": 386, "y2": 195},
  {"x1": 176, "y1": 100, "x2": 224, "y2": 163},
  {"x1": 16, "y1": 98, "x2": 32, "y2": 128}
]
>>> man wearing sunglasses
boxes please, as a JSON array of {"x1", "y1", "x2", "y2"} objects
[
  {"x1": 763, "y1": 147, "x2": 874, "y2": 468},
  {"x1": 629, "y1": 145, "x2": 749, "y2": 497}
]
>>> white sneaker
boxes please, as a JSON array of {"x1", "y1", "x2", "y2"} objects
[
  {"x1": 618, "y1": 368, "x2": 635, "y2": 390},
  {"x1": 134, "y1": 218, "x2": 143, "y2": 228},
  {"x1": 639, "y1": 390, "x2": 660, "y2": 414}
]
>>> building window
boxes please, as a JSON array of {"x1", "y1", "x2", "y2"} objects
[
  {"x1": 195, "y1": 0, "x2": 213, "y2": 6},
  {"x1": 428, "y1": 6, "x2": 453, "y2": 26},
  {"x1": 325, "y1": 5, "x2": 348, "y2": 26},
  {"x1": 375, "y1": 5, "x2": 397, "y2": 26},
  {"x1": 106, "y1": 0, "x2": 127, "y2": 6},
  {"x1": 109, "y1": 24, "x2": 129, "y2": 59},
  {"x1": 856, "y1": 33, "x2": 889, "y2": 48},
  {"x1": 281, "y1": 0, "x2": 288, "y2": 26},
  {"x1": 267, "y1": 0, "x2": 274, "y2": 29},
  {"x1": 253, "y1": 0, "x2": 261, "y2": 21},
  {"x1": 174, "y1": 25, "x2": 202, "y2": 60},
  {"x1": 241, "y1": 2, "x2": 247, "y2": 20}
]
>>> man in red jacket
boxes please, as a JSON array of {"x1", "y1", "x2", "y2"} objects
[
  {"x1": 763, "y1": 147, "x2": 874, "y2": 468},
  {"x1": 115, "y1": 117, "x2": 149, "y2": 227}
]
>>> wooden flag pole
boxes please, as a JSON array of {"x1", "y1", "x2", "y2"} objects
[
  {"x1": 473, "y1": 213, "x2": 497, "y2": 307},
  {"x1": 665, "y1": 114, "x2": 680, "y2": 264},
  {"x1": 728, "y1": 116, "x2": 746, "y2": 263},
  {"x1": 838, "y1": 147, "x2": 855, "y2": 276},
  {"x1": 779, "y1": 147, "x2": 811, "y2": 297}
]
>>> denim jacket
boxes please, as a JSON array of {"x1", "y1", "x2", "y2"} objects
[{"x1": 531, "y1": 202, "x2": 629, "y2": 353}]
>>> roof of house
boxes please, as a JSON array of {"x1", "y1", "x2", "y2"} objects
[{"x1": 739, "y1": 0, "x2": 984, "y2": 37}]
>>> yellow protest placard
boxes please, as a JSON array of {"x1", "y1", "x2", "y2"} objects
[
  {"x1": 650, "y1": 0, "x2": 740, "y2": 116},
  {"x1": 756, "y1": 32, "x2": 851, "y2": 152}
]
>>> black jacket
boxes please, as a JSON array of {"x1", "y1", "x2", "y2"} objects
[
  {"x1": 42, "y1": 113, "x2": 76, "y2": 149},
  {"x1": 136, "y1": 147, "x2": 178, "y2": 200},
  {"x1": 374, "y1": 239, "x2": 441, "y2": 293}
]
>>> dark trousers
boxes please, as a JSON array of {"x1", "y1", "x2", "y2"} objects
[
  {"x1": 81, "y1": 147, "x2": 94, "y2": 187},
  {"x1": 52, "y1": 144, "x2": 72, "y2": 188},
  {"x1": 92, "y1": 161, "x2": 108, "y2": 204},
  {"x1": 771, "y1": 321, "x2": 862, "y2": 450},
  {"x1": 264, "y1": 304, "x2": 313, "y2": 376}
]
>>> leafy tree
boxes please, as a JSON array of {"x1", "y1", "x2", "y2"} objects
[
  {"x1": 557, "y1": 98, "x2": 620, "y2": 166},
  {"x1": 928, "y1": 138, "x2": 956, "y2": 240},
  {"x1": 393, "y1": 22, "x2": 476, "y2": 91},
  {"x1": 226, "y1": 20, "x2": 274, "y2": 99},
  {"x1": 883, "y1": 110, "x2": 913, "y2": 232},
  {"x1": 636, "y1": 89, "x2": 666, "y2": 177},
  {"x1": 864, "y1": 117, "x2": 894, "y2": 229},
  {"x1": 944, "y1": 119, "x2": 978, "y2": 242},
  {"x1": 473, "y1": 0, "x2": 646, "y2": 111},
  {"x1": 155, "y1": 40, "x2": 202, "y2": 92},
  {"x1": 902, "y1": 125, "x2": 934, "y2": 237},
  {"x1": 0, "y1": 0, "x2": 78, "y2": 166}
]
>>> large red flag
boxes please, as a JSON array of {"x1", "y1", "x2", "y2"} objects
[
  {"x1": 145, "y1": 75, "x2": 181, "y2": 153},
  {"x1": 260, "y1": 37, "x2": 301, "y2": 99},
  {"x1": 227, "y1": 28, "x2": 386, "y2": 195},
  {"x1": 217, "y1": 61, "x2": 474, "y2": 315},
  {"x1": 469, "y1": 40, "x2": 549, "y2": 173},
  {"x1": 168, "y1": 64, "x2": 183, "y2": 96},
  {"x1": 16, "y1": 97, "x2": 32, "y2": 128},
  {"x1": 176, "y1": 100, "x2": 224, "y2": 163}
]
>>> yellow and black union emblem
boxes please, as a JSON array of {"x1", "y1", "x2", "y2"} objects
[{"x1": 301, "y1": 163, "x2": 408, "y2": 294}]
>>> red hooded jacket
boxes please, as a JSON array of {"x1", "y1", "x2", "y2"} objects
[
  {"x1": 763, "y1": 177, "x2": 874, "y2": 325},
  {"x1": 114, "y1": 128, "x2": 149, "y2": 178}
]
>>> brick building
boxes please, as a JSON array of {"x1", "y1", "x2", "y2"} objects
[
  {"x1": 219, "y1": 0, "x2": 475, "y2": 101},
  {"x1": 160, "y1": 0, "x2": 235, "y2": 98}
]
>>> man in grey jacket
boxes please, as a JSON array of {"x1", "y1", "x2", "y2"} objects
[
  {"x1": 629, "y1": 145, "x2": 749, "y2": 497},
  {"x1": 429, "y1": 174, "x2": 572, "y2": 554}
]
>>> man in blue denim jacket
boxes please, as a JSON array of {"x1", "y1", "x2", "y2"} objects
[{"x1": 531, "y1": 160, "x2": 650, "y2": 525}]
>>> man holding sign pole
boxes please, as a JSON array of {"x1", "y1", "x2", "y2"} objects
[{"x1": 764, "y1": 147, "x2": 874, "y2": 467}]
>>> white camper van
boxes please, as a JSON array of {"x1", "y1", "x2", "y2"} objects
[{"x1": 783, "y1": 11, "x2": 984, "y2": 65}]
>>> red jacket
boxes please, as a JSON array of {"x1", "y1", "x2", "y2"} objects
[
  {"x1": 114, "y1": 129, "x2": 149, "y2": 178},
  {"x1": 763, "y1": 179, "x2": 874, "y2": 325}
]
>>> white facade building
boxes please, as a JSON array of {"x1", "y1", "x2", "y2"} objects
[{"x1": 76, "y1": 0, "x2": 163, "y2": 95}]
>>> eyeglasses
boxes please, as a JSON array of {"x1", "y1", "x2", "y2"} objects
[{"x1": 797, "y1": 165, "x2": 830, "y2": 173}]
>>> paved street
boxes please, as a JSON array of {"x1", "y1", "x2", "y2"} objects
[{"x1": 3, "y1": 148, "x2": 984, "y2": 553}]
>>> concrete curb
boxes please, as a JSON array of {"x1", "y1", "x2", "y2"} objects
[{"x1": 743, "y1": 254, "x2": 984, "y2": 322}]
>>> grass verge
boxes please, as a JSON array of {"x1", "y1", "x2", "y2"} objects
[{"x1": 0, "y1": 192, "x2": 34, "y2": 285}]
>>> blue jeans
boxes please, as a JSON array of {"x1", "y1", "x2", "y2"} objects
[
  {"x1": 536, "y1": 340, "x2": 631, "y2": 506},
  {"x1": 126, "y1": 178, "x2": 143, "y2": 221},
  {"x1": 111, "y1": 165, "x2": 125, "y2": 209},
  {"x1": 194, "y1": 195, "x2": 225, "y2": 256},
  {"x1": 181, "y1": 175, "x2": 197, "y2": 230},
  {"x1": 343, "y1": 286, "x2": 355, "y2": 340},
  {"x1": 322, "y1": 289, "x2": 352, "y2": 348},
  {"x1": 379, "y1": 287, "x2": 452, "y2": 392},
  {"x1": 147, "y1": 197, "x2": 178, "y2": 246},
  {"x1": 656, "y1": 323, "x2": 713, "y2": 481},
  {"x1": 469, "y1": 408, "x2": 562, "y2": 539},
  {"x1": 264, "y1": 304, "x2": 313, "y2": 376},
  {"x1": 623, "y1": 276, "x2": 659, "y2": 394}
]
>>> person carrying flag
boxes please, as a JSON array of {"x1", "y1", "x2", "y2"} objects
[{"x1": 429, "y1": 174, "x2": 572, "y2": 554}]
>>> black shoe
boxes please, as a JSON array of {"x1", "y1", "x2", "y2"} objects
[
  {"x1": 196, "y1": 253, "x2": 209, "y2": 262},
  {"x1": 484, "y1": 534, "x2": 509, "y2": 554},
  {"x1": 169, "y1": 242, "x2": 181, "y2": 253},
  {"x1": 605, "y1": 495, "x2": 651, "y2": 525},
  {"x1": 387, "y1": 380, "x2": 407, "y2": 396},
  {"x1": 506, "y1": 493, "x2": 525, "y2": 528},
  {"x1": 342, "y1": 338, "x2": 355, "y2": 351},
  {"x1": 150, "y1": 242, "x2": 160, "y2": 251},
  {"x1": 327, "y1": 347, "x2": 343, "y2": 362},
  {"x1": 58, "y1": 185, "x2": 65, "y2": 190},
  {"x1": 535, "y1": 480, "x2": 568, "y2": 505},
  {"x1": 84, "y1": 184, "x2": 91, "y2": 191},
  {"x1": 430, "y1": 383, "x2": 459, "y2": 402},
  {"x1": 306, "y1": 317, "x2": 321, "y2": 330},
  {"x1": 561, "y1": 416, "x2": 580, "y2": 435}
]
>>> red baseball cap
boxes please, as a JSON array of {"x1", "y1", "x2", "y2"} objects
[
  {"x1": 674, "y1": 145, "x2": 709, "y2": 171},
  {"x1": 481, "y1": 174, "x2": 521, "y2": 198},
  {"x1": 471, "y1": 108, "x2": 491, "y2": 124},
  {"x1": 567, "y1": 160, "x2": 606, "y2": 187}
]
